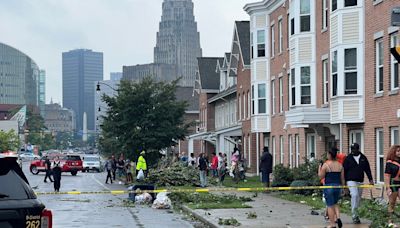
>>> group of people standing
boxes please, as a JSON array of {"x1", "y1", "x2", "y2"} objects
[
  {"x1": 104, "y1": 151, "x2": 147, "y2": 184},
  {"x1": 43, "y1": 156, "x2": 62, "y2": 192},
  {"x1": 194, "y1": 152, "x2": 228, "y2": 187}
]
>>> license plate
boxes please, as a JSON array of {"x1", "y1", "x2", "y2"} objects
[{"x1": 26, "y1": 215, "x2": 41, "y2": 228}]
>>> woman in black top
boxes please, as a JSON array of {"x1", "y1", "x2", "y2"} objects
[
  {"x1": 384, "y1": 145, "x2": 400, "y2": 216},
  {"x1": 52, "y1": 156, "x2": 62, "y2": 192}
]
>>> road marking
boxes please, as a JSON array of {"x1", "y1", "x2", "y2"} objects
[{"x1": 90, "y1": 173, "x2": 110, "y2": 191}]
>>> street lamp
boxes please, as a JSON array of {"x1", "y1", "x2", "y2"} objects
[{"x1": 96, "y1": 81, "x2": 117, "y2": 92}]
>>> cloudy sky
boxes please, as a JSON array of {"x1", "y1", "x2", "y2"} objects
[{"x1": 0, "y1": 0, "x2": 253, "y2": 104}]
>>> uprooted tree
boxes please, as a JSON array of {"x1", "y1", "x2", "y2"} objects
[{"x1": 99, "y1": 77, "x2": 192, "y2": 165}]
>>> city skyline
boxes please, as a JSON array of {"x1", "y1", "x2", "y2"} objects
[{"x1": 0, "y1": 0, "x2": 250, "y2": 105}]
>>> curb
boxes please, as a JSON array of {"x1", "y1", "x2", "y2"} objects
[{"x1": 181, "y1": 205, "x2": 220, "y2": 228}]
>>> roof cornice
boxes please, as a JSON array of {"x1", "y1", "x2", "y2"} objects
[{"x1": 243, "y1": 0, "x2": 284, "y2": 15}]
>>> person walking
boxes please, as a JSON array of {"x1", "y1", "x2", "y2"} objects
[
  {"x1": 52, "y1": 156, "x2": 62, "y2": 192},
  {"x1": 211, "y1": 152, "x2": 218, "y2": 178},
  {"x1": 384, "y1": 145, "x2": 400, "y2": 221},
  {"x1": 198, "y1": 153, "x2": 208, "y2": 187},
  {"x1": 136, "y1": 151, "x2": 147, "y2": 178},
  {"x1": 116, "y1": 155, "x2": 125, "y2": 181},
  {"x1": 259, "y1": 147, "x2": 273, "y2": 188},
  {"x1": 343, "y1": 143, "x2": 373, "y2": 224},
  {"x1": 104, "y1": 156, "x2": 113, "y2": 184},
  {"x1": 43, "y1": 156, "x2": 53, "y2": 183},
  {"x1": 318, "y1": 148, "x2": 344, "y2": 228},
  {"x1": 217, "y1": 153, "x2": 226, "y2": 184},
  {"x1": 111, "y1": 155, "x2": 117, "y2": 181}
]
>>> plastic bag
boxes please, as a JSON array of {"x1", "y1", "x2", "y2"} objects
[
  {"x1": 136, "y1": 169, "x2": 144, "y2": 180},
  {"x1": 152, "y1": 192, "x2": 172, "y2": 209}
]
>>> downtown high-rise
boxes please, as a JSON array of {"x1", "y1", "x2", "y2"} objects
[{"x1": 62, "y1": 49, "x2": 103, "y2": 132}]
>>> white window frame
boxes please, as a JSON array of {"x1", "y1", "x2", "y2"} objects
[
  {"x1": 344, "y1": 0, "x2": 357, "y2": 7},
  {"x1": 272, "y1": 136, "x2": 276, "y2": 166},
  {"x1": 300, "y1": 66, "x2": 311, "y2": 104},
  {"x1": 250, "y1": 32, "x2": 254, "y2": 59},
  {"x1": 272, "y1": 80, "x2": 276, "y2": 115},
  {"x1": 295, "y1": 134, "x2": 299, "y2": 167},
  {"x1": 248, "y1": 135, "x2": 251, "y2": 167},
  {"x1": 391, "y1": 127, "x2": 399, "y2": 146},
  {"x1": 323, "y1": 59, "x2": 329, "y2": 104},
  {"x1": 258, "y1": 84, "x2": 266, "y2": 114},
  {"x1": 300, "y1": 0, "x2": 311, "y2": 32},
  {"x1": 391, "y1": 33, "x2": 399, "y2": 91},
  {"x1": 344, "y1": 48, "x2": 358, "y2": 95},
  {"x1": 376, "y1": 39, "x2": 384, "y2": 93},
  {"x1": 278, "y1": 19, "x2": 283, "y2": 53},
  {"x1": 251, "y1": 85, "x2": 255, "y2": 115},
  {"x1": 280, "y1": 136, "x2": 284, "y2": 164},
  {"x1": 271, "y1": 25, "x2": 275, "y2": 57},
  {"x1": 289, "y1": 135, "x2": 293, "y2": 167},
  {"x1": 238, "y1": 94, "x2": 242, "y2": 121},
  {"x1": 349, "y1": 130, "x2": 364, "y2": 153},
  {"x1": 290, "y1": 69, "x2": 296, "y2": 106},
  {"x1": 257, "y1": 30, "x2": 266, "y2": 58},
  {"x1": 279, "y1": 77, "x2": 283, "y2": 112},
  {"x1": 332, "y1": 50, "x2": 338, "y2": 97},
  {"x1": 247, "y1": 91, "x2": 251, "y2": 119},
  {"x1": 322, "y1": 0, "x2": 328, "y2": 30},
  {"x1": 242, "y1": 93, "x2": 246, "y2": 120},
  {"x1": 376, "y1": 128, "x2": 384, "y2": 183},
  {"x1": 307, "y1": 133, "x2": 316, "y2": 161}
]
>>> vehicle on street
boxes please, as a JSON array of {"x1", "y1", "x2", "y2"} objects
[
  {"x1": 82, "y1": 155, "x2": 102, "y2": 172},
  {"x1": 30, "y1": 154, "x2": 83, "y2": 176},
  {"x1": 0, "y1": 152, "x2": 53, "y2": 228},
  {"x1": 18, "y1": 152, "x2": 40, "y2": 161}
]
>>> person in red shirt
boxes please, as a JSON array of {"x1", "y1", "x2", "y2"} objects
[{"x1": 211, "y1": 152, "x2": 218, "y2": 177}]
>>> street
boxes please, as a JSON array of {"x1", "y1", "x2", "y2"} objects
[{"x1": 21, "y1": 161, "x2": 197, "y2": 228}]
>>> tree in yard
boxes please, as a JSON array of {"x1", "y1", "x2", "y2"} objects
[
  {"x1": 0, "y1": 129, "x2": 20, "y2": 152},
  {"x1": 100, "y1": 77, "x2": 192, "y2": 165}
]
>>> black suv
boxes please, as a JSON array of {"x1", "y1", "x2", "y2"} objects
[{"x1": 0, "y1": 153, "x2": 52, "y2": 228}]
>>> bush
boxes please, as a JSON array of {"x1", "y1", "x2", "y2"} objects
[
  {"x1": 292, "y1": 160, "x2": 321, "y2": 187},
  {"x1": 290, "y1": 180, "x2": 314, "y2": 195},
  {"x1": 272, "y1": 164, "x2": 294, "y2": 187}
]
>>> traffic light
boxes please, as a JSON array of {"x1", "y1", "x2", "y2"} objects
[{"x1": 390, "y1": 46, "x2": 400, "y2": 62}]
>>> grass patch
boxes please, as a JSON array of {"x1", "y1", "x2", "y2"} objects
[
  {"x1": 277, "y1": 192, "x2": 325, "y2": 210},
  {"x1": 169, "y1": 192, "x2": 252, "y2": 210}
]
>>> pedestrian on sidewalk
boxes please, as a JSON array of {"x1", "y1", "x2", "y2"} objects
[
  {"x1": 384, "y1": 145, "x2": 400, "y2": 221},
  {"x1": 126, "y1": 160, "x2": 133, "y2": 183},
  {"x1": 105, "y1": 156, "x2": 113, "y2": 184},
  {"x1": 318, "y1": 148, "x2": 344, "y2": 228},
  {"x1": 343, "y1": 143, "x2": 374, "y2": 224},
  {"x1": 259, "y1": 147, "x2": 273, "y2": 188},
  {"x1": 111, "y1": 154, "x2": 117, "y2": 181},
  {"x1": 211, "y1": 152, "x2": 218, "y2": 177},
  {"x1": 52, "y1": 156, "x2": 62, "y2": 192},
  {"x1": 217, "y1": 153, "x2": 226, "y2": 184},
  {"x1": 116, "y1": 154, "x2": 125, "y2": 181},
  {"x1": 198, "y1": 153, "x2": 208, "y2": 187},
  {"x1": 136, "y1": 151, "x2": 147, "y2": 178},
  {"x1": 43, "y1": 156, "x2": 53, "y2": 183}
]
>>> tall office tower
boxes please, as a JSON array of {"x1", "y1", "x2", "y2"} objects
[
  {"x1": 62, "y1": 49, "x2": 103, "y2": 132},
  {"x1": 154, "y1": 0, "x2": 202, "y2": 87},
  {"x1": 39, "y1": 70, "x2": 46, "y2": 117}
]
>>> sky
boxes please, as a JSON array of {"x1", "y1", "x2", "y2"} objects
[{"x1": 0, "y1": 0, "x2": 253, "y2": 105}]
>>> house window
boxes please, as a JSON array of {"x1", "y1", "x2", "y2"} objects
[
  {"x1": 376, "y1": 39, "x2": 384, "y2": 93},
  {"x1": 322, "y1": 0, "x2": 328, "y2": 29},
  {"x1": 376, "y1": 128, "x2": 384, "y2": 183},
  {"x1": 391, "y1": 127, "x2": 399, "y2": 145},
  {"x1": 252, "y1": 85, "x2": 255, "y2": 115},
  {"x1": 345, "y1": 0, "x2": 357, "y2": 7},
  {"x1": 307, "y1": 134, "x2": 316, "y2": 160},
  {"x1": 248, "y1": 135, "x2": 251, "y2": 167},
  {"x1": 323, "y1": 59, "x2": 329, "y2": 104},
  {"x1": 280, "y1": 136, "x2": 284, "y2": 164},
  {"x1": 243, "y1": 93, "x2": 246, "y2": 120},
  {"x1": 258, "y1": 84, "x2": 266, "y2": 114},
  {"x1": 250, "y1": 32, "x2": 254, "y2": 59},
  {"x1": 344, "y1": 48, "x2": 357, "y2": 94},
  {"x1": 349, "y1": 130, "x2": 364, "y2": 153},
  {"x1": 257, "y1": 30, "x2": 266, "y2": 57},
  {"x1": 247, "y1": 91, "x2": 250, "y2": 119},
  {"x1": 291, "y1": 68, "x2": 296, "y2": 106},
  {"x1": 272, "y1": 136, "x2": 276, "y2": 166},
  {"x1": 272, "y1": 80, "x2": 276, "y2": 115},
  {"x1": 278, "y1": 19, "x2": 283, "y2": 53},
  {"x1": 243, "y1": 135, "x2": 247, "y2": 160},
  {"x1": 271, "y1": 25, "x2": 275, "y2": 57},
  {"x1": 332, "y1": 51, "x2": 338, "y2": 96},
  {"x1": 238, "y1": 94, "x2": 242, "y2": 120},
  {"x1": 279, "y1": 77, "x2": 283, "y2": 112},
  {"x1": 295, "y1": 134, "x2": 299, "y2": 167},
  {"x1": 289, "y1": 135, "x2": 293, "y2": 167},
  {"x1": 391, "y1": 33, "x2": 399, "y2": 90},
  {"x1": 300, "y1": 0, "x2": 311, "y2": 32},
  {"x1": 301, "y1": 66, "x2": 311, "y2": 104},
  {"x1": 332, "y1": 0, "x2": 337, "y2": 12},
  {"x1": 291, "y1": 18, "x2": 295, "y2": 35}
]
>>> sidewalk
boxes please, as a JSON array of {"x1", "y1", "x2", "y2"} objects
[{"x1": 182, "y1": 192, "x2": 371, "y2": 228}]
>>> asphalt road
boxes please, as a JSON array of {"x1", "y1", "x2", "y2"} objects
[{"x1": 21, "y1": 161, "x2": 196, "y2": 228}]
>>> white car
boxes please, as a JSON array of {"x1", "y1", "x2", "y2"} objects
[
  {"x1": 82, "y1": 155, "x2": 102, "y2": 172},
  {"x1": 19, "y1": 153, "x2": 40, "y2": 161}
]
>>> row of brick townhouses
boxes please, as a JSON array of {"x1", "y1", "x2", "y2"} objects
[{"x1": 187, "y1": 0, "x2": 400, "y2": 182}]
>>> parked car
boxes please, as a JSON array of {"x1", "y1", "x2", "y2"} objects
[
  {"x1": 30, "y1": 154, "x2": 83, "y2": 176},
  {"x1": 19, "y1": 152, "x2": 40, "y2": 161},
  {"x1": 0, "y1": 152, "x2": 53, "y2": 228},
  {"x1": 82, "y1": 155, "x2": 102, "y2": 172}
]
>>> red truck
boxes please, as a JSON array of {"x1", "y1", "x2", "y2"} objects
[{"x1": 30, "y1": 154, "x2": 83, "y2": 176}]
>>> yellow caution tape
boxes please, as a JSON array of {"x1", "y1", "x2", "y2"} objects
[{"x1": 34, "y1": 183, "x2": 396, "y2": 195}]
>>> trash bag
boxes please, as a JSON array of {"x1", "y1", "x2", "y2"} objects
[
  {"x1": 152, "y1": 192, "x2": 172, "y2": 209},
  {"x1": 135, "y1": 192, "x2": 153, "y2": 204},
  {"x1": 137, "y1": 169, "x2": 144, "y2": 181}
]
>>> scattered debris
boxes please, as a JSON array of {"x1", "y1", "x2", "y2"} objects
[
  {"x1": 310, "y1": 210, "x2": 319, "y2": 216},
  {"x1": 134, "y1": 192, "x2": 153, "y2": 204},
  {"x1": 246, "y1": 212, "x2": 257, "y2": 219},
  {"x1": 218, "y1": 218, "x2": 241, "y2": 226},
  {"x1": 152, "y1": 192, "x2": 172, "y2": 209}
]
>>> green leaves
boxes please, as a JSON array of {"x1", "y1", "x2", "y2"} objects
[
  {"x1": 100, "y1": 77, "x2": 190, "y2": 164},
  {"x1": 0, "y1": 129, "x2": 20, "y2": 152}
]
